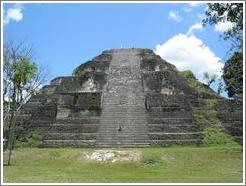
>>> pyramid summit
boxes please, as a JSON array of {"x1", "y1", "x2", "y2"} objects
[{"x1": 15, "y1": 48, "x2": 243, "y2": 147}]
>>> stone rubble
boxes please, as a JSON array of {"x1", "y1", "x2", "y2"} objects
[{"x1": 85, "y1": 150, "x2": 140, "y2": 163}]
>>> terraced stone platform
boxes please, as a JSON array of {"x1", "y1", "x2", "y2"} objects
[{"x1": 15, "y1": 48, "x2": 243, "y2": 147}]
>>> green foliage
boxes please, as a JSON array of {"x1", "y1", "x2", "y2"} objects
[
  {"x1": 3, "y1": 41, "x2": 40, "y2": 107},
  {"x1": 193, "y1": 99, "x2": 222, "y2": 130},
  {"x1": 25, "y1": 131, "x2": 43, "y2": 147},
  {"x1": 203, "y1": 3, "x2": 243, "y2": 51},
  {"x1": 180, "y1": 70, "x2": 196, "y2": 80},
  {"x1": 193, "y1": 99, "x2": 239, "y2": 146},
  {"x1": 12, "y1": 58, "x2": 37, "y2": 88},
  {"x1": 203, "y1": 3, "x2": 243, "y2": 98},
  {"x1": 179, "y1": 71, "x2": 217, "y2": 95},
  {"x1": 203, "y1": 128, "x2": 237, "y2": 146},
  {"x1": 223, "y1": 52, "x2": 243, "y2": 98},
  {"x1": 217, "y1": 79, "x2": 225, "y2": 95}
]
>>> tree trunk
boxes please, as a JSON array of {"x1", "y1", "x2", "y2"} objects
[{"x1": 7, "y1": 86, "x2": 17, "y2": 166}]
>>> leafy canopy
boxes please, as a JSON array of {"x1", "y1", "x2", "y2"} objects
[
  {"x1": 223, "y1": 52, "x2": 243, "y2": 98},
  {"x1": 203, "y1": 3, "x2": 243, "y2": 98},
  {"x1": 203, "y1": 3, "x2": 243, "y2": 51},
  {"x1": 12, "y1": 57, "x2": 37, "y2": 89}
]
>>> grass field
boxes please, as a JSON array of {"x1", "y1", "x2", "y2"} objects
[{"x1": 3, "y1": 145, "x2": 243, "y2": 183}]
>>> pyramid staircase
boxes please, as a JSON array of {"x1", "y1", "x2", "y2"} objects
[{"x1": 96, "y1": 49, "x2": 150, "y2": 147}]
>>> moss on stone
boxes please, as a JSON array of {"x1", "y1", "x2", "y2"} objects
[
  {"x1": 203, "y1": 128, "x2": 238, "y2": 146},
  {"x1": 192, "y1": 98, "x2": 222, "y2": 130},
  {"x1": 192, "y1": 98, "x2": 238, "y2": 144}
]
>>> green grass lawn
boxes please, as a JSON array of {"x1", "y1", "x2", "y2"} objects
[{"x1": 3, "y1": 145, "x2": 243, "y2": 183}]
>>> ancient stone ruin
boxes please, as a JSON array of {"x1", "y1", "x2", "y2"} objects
[{"x1": 16, "y1": 48, "x2": 243, "y2": 147}]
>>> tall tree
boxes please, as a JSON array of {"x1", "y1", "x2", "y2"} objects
[
  {"x1": 3, "y1": 40, "x2": 47, "y2": 165},
  {"x1": 203, "y1": 3, "x2": 243, "y2": 97},
  {"x1": 223, "y1": 52, "x2": 243, "y2": 98}
]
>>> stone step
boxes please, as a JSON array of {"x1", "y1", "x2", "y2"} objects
[
  {"x1": 55, "y1": 117, "x2": 100, "y2": 124},
  {"x1": 147, "y1": 118, "x2": 193, "y2": 124},
  {"x1": 28, "y1": 120, "x2": 54, "y2": 127},
  {"x1": 99, "y1": 122, "x2": 148, "y2": 125},
  {"x1": 101, "y1": 111, "x2": 146, "y2": 114},
  {"x1": 98, "y1": 125, "x2": 149, "y2": 128},
  {"x1": 148, "y1": 124, "x2": 200, "y2": 133},
  {"x1": 97, "y1": 125, "x2": 149, "y2": 129},
  {"x1": 150, "y1": 139, "x2": 202, "y2": 146},
  {"x1": 40, "y1": 85, "x2": 57, "y2": 94},
  {"x1": 44, "y1": 133, "x2": 96, "y2": 140},
  {"x1": 98, "y1": 130, "x2": 148, "y2": 134},
  {"x1": 97, "y1": 50, "x2": 149, "y2": 147},
  {"x1": 102, "y1": 104, "x2": 145, "y2": 106},
  {"x1": 42, "y1": 140, "x2": 96, "y2": 147},
  {"x1": 100, "y1": 115, "x2": 146, "y2": 118},
  {"x1": 98, "y1": 125, "x2": 148, "y2": 129},
  {"x1": 148, "y1": 112, "x2": 192, "y2": 118},
  {"x1": 101, "y1": 109, "x2": 146, "y2": 113},
  {"x1": 96, "y1": 141, "x2": 150, "y2": 144},
  {"x1": 148, "y1": 132, "x2": 201, "y2": 140},
  {"x1": 97, "y1": 143, "x2": 150, "y2": 148},
  {"x1": 42, "y1": 138, "x2": 202, "y2": 147},
  {"x1": 49, "y1": 124, "x2": 98, "y2": 132}
]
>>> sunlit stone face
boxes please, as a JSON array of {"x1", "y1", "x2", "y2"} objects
[{"x1": 81, "y1": 78, "x2": 97, "y2": 92}]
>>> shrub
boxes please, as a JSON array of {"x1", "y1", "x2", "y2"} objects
[
  {"x1": 25, "y1": 131, "x2": 43, "y2": 147},
  {"x1": 203, "y1": 128, "x2": 237, "y2": 146},
  {"x1": 180, "y1": 70, "x2": 196, "y2": 80},
  {"x1": 179, "y1": 70, "x2": 217, "y2": 95}
]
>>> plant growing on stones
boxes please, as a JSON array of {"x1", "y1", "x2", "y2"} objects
[
  {"x1": 25, "y1": 131, "x2": 43, "y2": 147},
  {"x1": 203, "y1": 128, "x2": 237, "y2": 146}
]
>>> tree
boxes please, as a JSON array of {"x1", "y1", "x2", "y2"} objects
[
  {"x1": 3, "y1": 40, "x2": 47, "y2": 165},
  {"x1": 217, "y1": 78, "x2": 225, "y2": 95},
  {"x1": 203, "y1": 72, "x2": 218, "y2": 87},
  {"x1": 223, "y1": 52, "x2": 243, "y2": 98},
  {"x1": 181, "y1": 70, "x2": 196, "y2": 80},
  {"x1": 203, "y1": 3, "x2": 243, "y2": 98},
  {"x1": 203, "y1": 3, "x2": 243, "y2": 52}
]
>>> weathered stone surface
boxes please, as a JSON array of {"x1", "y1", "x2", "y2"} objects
[
  {"x1": 216, "y1": 99, "x2": 243, "y2": 144},
  {"x1": 85, "y1": 150, "x2": 140, "y2": 163},
  {"x1": 15, "y1": 48, "x2": 243, "y2": 147}
]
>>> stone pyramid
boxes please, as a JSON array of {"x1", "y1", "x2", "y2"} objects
[{"x1": 15, "y1": 48, "x2": 243, "y2": 147}]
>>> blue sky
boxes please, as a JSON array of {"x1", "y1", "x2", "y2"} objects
[{"x1": 3, "y1": 2, "x2": 235, "y2": 97}]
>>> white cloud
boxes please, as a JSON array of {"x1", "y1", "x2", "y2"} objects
[
  {"x1": 196, "y1": 13, "x2": 204, "y2": 20},
  {"x1": 188, "y1": 3, "x2": 201, "y2": 7},
  {"x1": 183, "y1": 3, "x2": 203, "y2": 12},
  {"x1": 187, "y1": 22, "x2": 203, "y2": 35},
  {"x1": 154, "y1": 34, "x2": 223, "y2": 82},
  {"x1": 214, "y1": 21, "x2": 235, "y2": 33},
  {"x1": 3, "y1": 4, "x2": 23, "y2": 25},
  {"x1": 183, "y1": 7, "x2": 192, "y2": 13},
  {"x1": 168, "y1": 10, "x2": 182, "y2": 22}
]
